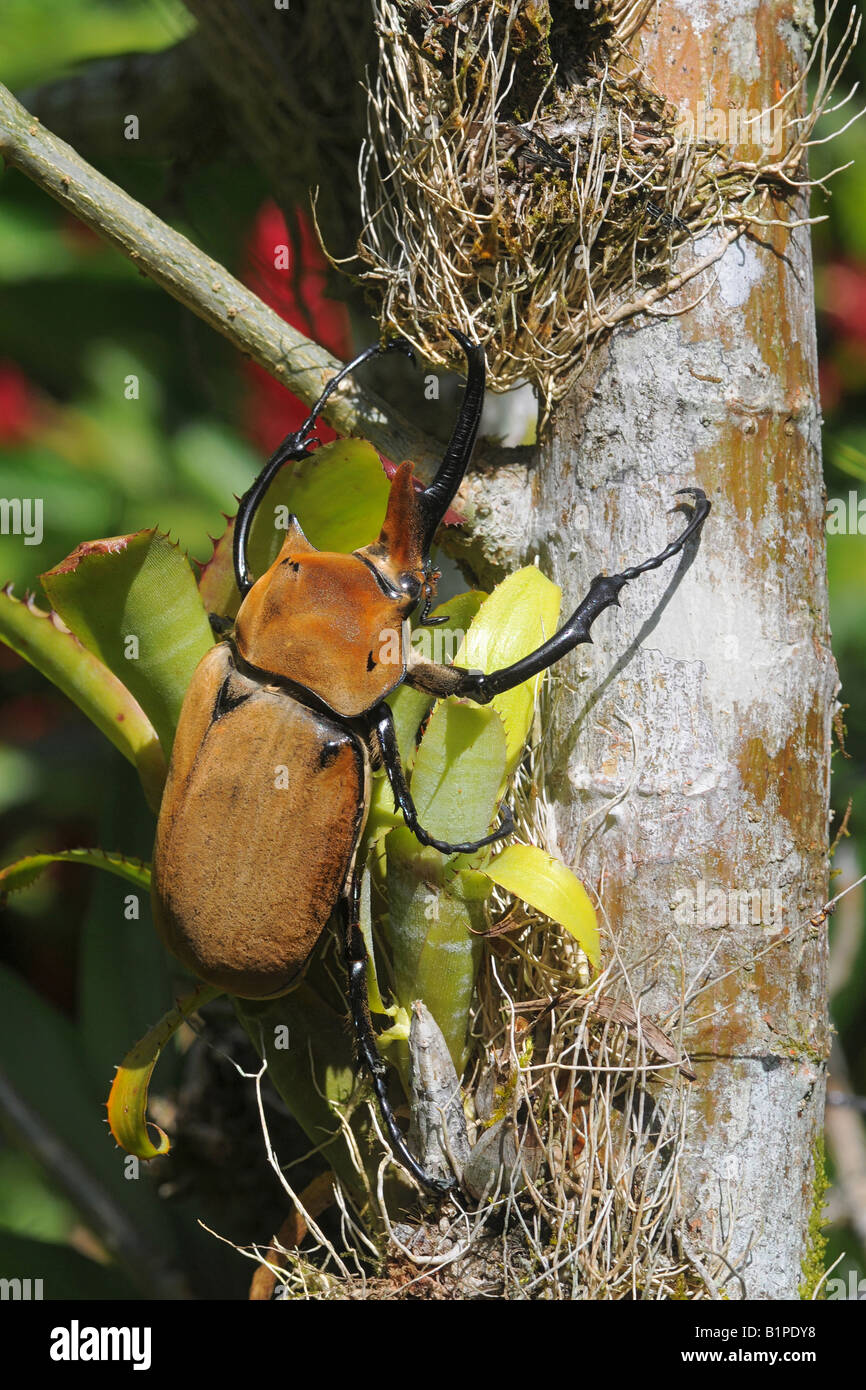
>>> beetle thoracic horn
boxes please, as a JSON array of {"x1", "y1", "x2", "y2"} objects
[{"x1": 416, "y1": 328, "x2": 486, "y2": 556}]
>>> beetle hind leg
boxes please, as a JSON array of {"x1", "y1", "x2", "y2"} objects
[
  {"x1": 342, "y1": 875, "x2": 456, "y2": 1196},
  {"x1": 374, "y1": 703, "x2": 514, "y2": 856}
]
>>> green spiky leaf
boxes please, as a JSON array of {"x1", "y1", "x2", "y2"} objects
[
  {"x1": 107, "y1": 983, "x2": 222, "y2": 1160},
  {"x1": 0, "y1": 848, "x2": 151, "y2": 897},
  {"x1": 41, "y1": 529, "x2": 213, "y2": 754},
  {"x1": 0, "y1": 586, "x2": 165, "y2": 807}
]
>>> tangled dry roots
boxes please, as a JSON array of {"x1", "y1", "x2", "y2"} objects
[{"x1": 354, "y1": 0, "x2": 859, "y2": 417}]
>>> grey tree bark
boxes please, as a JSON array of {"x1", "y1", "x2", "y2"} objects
[{"x1": 513, "y1": 2, "x2": 834, "y2": 1298}]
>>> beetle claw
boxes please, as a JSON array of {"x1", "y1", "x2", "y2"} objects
[{"x1": 385, "y1": 335, "x2": 417, "y2": 368}]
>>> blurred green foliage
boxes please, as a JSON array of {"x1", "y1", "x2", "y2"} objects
[
  {"x1": 0, "y1": 0, "x2": 190, "y2": 90},
  {"x1": 805, "y1": 6, "x2": 866, "y2": 1297},
  {"x1": 0, "y1": 0, "x2": 289, "y2": 1300}
]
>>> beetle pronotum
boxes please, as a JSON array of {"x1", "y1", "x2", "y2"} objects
[{"x1": 151, "y1": 332, "x2": 709, "y2": 1193}]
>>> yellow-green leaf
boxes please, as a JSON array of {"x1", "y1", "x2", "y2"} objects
[
  {"x1": 482, "y1": 843, "x2": 600, "y2": 967},
  {"x1": 199, "y1": 439, "x2": 393, "y2": 617},
  {"x1": 455, "y1": 567, "x2": 561, "y2": 775},
  {"x1": 388, "y1": 589, "x2": 486, "y2": 766},
  {"x1": 359, "y1": 864, "x2": 386, "y2": 1015},
  {"x1": 409, "y1": 699, "x2": 507, "y2": 851},
  {"x1": 364, "y1": 590, "x2": 488, "y2": 850},
  {"x1": 385, "y1": 828, "x2": 490, "y2": 1069},
  {"x1": 107, "y1": 983, "x2": 222, "y2": 1159}
]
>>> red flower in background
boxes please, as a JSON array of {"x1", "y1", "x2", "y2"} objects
[
  {"x1": 242, "y1": 201, "x2": 464, "y2": 523},
  {"x1": 821, "y1": 261, "x2": 866, "y2": 346},
  {"x1": 817, "y1": 259, "x2": 866, "y2": 414},
  {"x1": 0, "y1": 360, "x2": 39, "y2": 444},
  {"x1": 242, "y1": 203, "x2": 352, "y2": 453}
]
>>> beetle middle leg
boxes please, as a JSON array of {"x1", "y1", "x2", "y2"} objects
[
  {"x1": 372, "y1": 703, "x2": 515, "y2": 855},
  {"x1": 341, "y1": 872, "x2": 456, "y2": 1195},
  {"x1": 406, "y1": 489, "x2": 710, "y2": 705}
]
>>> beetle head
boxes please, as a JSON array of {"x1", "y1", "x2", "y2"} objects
[
  {"x1": 355, "y1": 330, "x2": 485, "y2": 619},
  {"x1": 355, "y1": 460, "x2": 430, "y2": 614}
]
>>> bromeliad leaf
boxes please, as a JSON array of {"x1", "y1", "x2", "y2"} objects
[
  {"x1": 388, "y1": 588, "x2": 485, "y2": 766},
  {"x1": 409, "y1": 699, "x2": 507, "y2": 851},
  {"x1": 199, "y1": 439, "x2": 393, "y2": 617},
  {"x1": 268, "y1": 438, "x2": 392, "y2": 555},
  {"x1": 358, "y1": 864, "x2": 386, "y2": 1015},
  {"x1": 455, "y1": 567, "x2": 561, "y2": 775},
  {"x1": 107, "y1": 982, "x2": 222, "y2": 1160},
  {"x1": 365, "y1": 590, "x2": 487, "y2": 846},
  {"x1": 41, "y1": 530, "x2": 213, "y2": 754},
  {"x1": 385, "y1": 829, "x2": 490, "y2": 1070},
  {"x1": 481, "y1": 843, "x2": 600, "y2": 968},
  {"x1": 0, "y1": 849, "x2": 151, "y2": 897},
  {"x1": 0, "y1": 586, "x2": 166, "y2": 808}
]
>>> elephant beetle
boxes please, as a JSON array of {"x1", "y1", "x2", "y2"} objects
[{"x1": 151, "y1": 331, "x2": 709, "y2": 1193}]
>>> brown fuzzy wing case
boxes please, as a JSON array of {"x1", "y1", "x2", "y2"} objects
[{"x1": 152, "y1": 644, "x2": 368, "y2": 999}]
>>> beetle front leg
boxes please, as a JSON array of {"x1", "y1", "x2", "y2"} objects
[
  {"x1": 233, "y1": 338, "x2": 415, "y2": 596},
  {"x1": 409, "y1": 489, "x2": 710, "y2": 705},
  {"x1": 341, "y1": 874, "x2": 456, "y2": 1195},
  {"x1": 373, "y1": 703, "x2": 514, "y2": 855}
]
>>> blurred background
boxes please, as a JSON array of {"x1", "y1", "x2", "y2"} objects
[{"x1": 0, "y1": 0, "x2": 863, "y2": 1299}]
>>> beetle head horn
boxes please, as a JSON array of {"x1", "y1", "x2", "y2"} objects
[
  {"x1": 415, "y1": 329, "x2": 485, "y2": 556},
  {"x1": 355, "y1": 333, "x2": 485, "y2": 605}
]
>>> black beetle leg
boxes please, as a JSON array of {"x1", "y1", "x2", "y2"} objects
[
  {"x1": 373, "y1": 703, "x2": 514, "y2": 855},
  {"x1": 233, "y1": 338, "x2": 416, "y2": 598},
  {"x1": 446, "y1": 490, "x2": 711, "y2": 704},
  {"x1": 342, "y1": 873, "x2": 455, "y2": 1196},
  {"x1": 208, "y1": 613, "x2": 234, "y2": 637}
]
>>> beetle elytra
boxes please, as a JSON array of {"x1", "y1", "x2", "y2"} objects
[{"x1": 151, "y1": 332, "x2": 709, "y2": 1192}]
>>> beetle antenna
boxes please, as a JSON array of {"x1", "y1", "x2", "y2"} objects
[
  {"x1": 417, "y1": 329, "x2": 485, "y2": 556},
  {"x1": 233, "y1": 337, "x2": 415, "y2": 596}
]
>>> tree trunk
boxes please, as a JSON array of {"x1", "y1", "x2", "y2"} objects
[{"x1": 528, "y1": 1, "x2": 834, "y2": 1298}]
